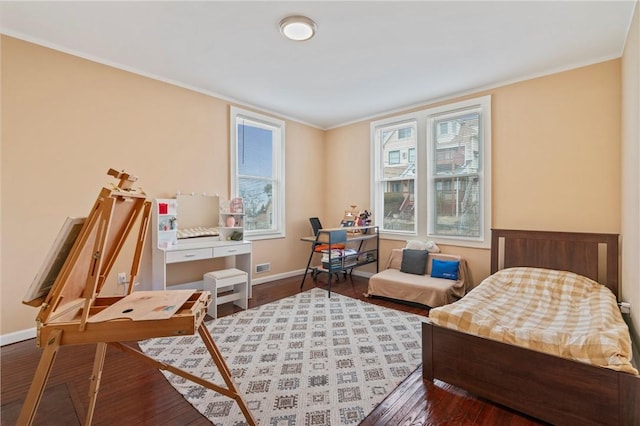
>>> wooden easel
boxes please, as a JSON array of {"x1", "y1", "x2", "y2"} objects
[{"x1": 18, "y1": 168, "x2": 256, "y2": 426}]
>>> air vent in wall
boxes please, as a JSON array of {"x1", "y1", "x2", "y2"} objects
[{"x1": 256, "y1": 263, "x2": 271, "y2": 273}]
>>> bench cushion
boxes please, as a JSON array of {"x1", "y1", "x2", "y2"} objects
[{"x1": 400, "y1": 249, "x2": 429, "y2": 275}]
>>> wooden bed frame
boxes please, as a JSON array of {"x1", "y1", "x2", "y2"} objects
[{"x1": 422, "y1": 229, "x2": 640, "y2": 426}]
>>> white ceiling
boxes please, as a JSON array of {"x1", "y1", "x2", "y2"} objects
[{"x1": 0, "y1": 1, "x2": 636, "y2": 129}]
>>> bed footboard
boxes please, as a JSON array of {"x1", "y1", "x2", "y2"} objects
[{"x1": 422, "y1": 321, "x2": 640, "y2": 426}]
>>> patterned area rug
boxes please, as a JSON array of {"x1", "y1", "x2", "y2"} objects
[{"x1": 139, "y1": 288, "x2": 423, "y2": 425}]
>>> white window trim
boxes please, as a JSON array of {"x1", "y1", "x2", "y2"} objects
[
  {"x1": 230, "y1": 106, "x2": 285, "y2": 240},
  {"x1": 371, "y1": 95, "x2": 491, "y2": 248}
]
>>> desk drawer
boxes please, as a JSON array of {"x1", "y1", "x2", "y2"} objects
[
  {"x1": 213, "y1": 244, "x2": 251, "y2": 257},
  {"x1": 166, "y1": 248, "x2": 213, "y2": 263}
]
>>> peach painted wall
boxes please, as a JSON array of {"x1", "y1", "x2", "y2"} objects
[
  {"x1": 621, "y1": 2, "x2": 640, "y2": 343},
  {"x1": 324, "y1": 59, "x2": 622, "y2": 286},
  {"x1": 0, "y1": 36, "x2": 325, "y2": 335},
  {"x1": 0, "y1": 35, "x2": 628, "y2": 338}
]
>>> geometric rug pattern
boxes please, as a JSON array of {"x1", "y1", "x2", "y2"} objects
[{"x1": 138, "y1": 288, "x2": 423, "y2": 425}]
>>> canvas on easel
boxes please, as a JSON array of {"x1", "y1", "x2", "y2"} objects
[
  {"x1": 23, "y1": 216, "x2": 86, "y2": 306},
  {"x1": 17, "y1": 168, "x2": 256, "y2": 426}
]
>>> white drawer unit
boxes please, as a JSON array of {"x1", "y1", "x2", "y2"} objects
[
  {"x1": 213, "y1": 244, "x2": 251, "y2": 258},
  {"x1": 166, "y1": 248, "x2": 213, "y2": 264},
  {"x1": 152, "y1": 237, "x2": 252, "y2": 298}
]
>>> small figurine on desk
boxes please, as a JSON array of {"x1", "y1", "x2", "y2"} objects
[
  {"x1": 230, "y1": 197, "x2": 244, "y2": 213},
  {"x1": 359, "y1": 210, "x2": 372, "y2": 233}
]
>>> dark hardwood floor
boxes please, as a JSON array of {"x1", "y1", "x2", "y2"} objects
[{"x1": 1, "y1": 275, "x2": 545, "y2": 425}]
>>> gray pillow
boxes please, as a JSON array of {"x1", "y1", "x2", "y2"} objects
[{"x1": 400, "y1": 249, "x2": 429, "y2": 275}]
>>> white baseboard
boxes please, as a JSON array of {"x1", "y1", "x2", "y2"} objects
[
  {"x1": 1, "y1": 269, "x2": 376, "y2": 346},
  {"x1": 1, "y1": 327, "x2": 36, "y2": 346},
  {"x1": 251, "y1": 268, "x2": 374, "y2": 286},
  {"x1": 252, "y1": 269, "x2": 306, "y2": 285}
]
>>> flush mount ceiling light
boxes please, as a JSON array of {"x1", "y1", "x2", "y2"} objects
[{"x1": 279, "y1": 15, "x2": 316, "y2": 41}]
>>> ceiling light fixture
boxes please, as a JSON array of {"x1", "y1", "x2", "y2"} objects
[{"x1": 279, "y1": 15, "x2": 316, "y2": 41}]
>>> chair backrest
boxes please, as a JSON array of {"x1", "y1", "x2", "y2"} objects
[{"x1": 309, "y1": 217, "x2": 322, "y2": 236}]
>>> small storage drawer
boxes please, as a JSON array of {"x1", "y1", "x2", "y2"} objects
[
  {"x1": 213, "y1": 243, "x2": 251, "y2": 258},
  {"x1": 166, "y1": 248, "x2": 213, "y2": 263}
]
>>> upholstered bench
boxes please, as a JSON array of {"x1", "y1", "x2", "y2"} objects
[{"x1": 365, "y1": 248, "x2": 469, "y2": 308}]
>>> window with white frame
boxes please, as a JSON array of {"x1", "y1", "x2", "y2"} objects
[
  {"x1": 230, "y1": 106, "x2": 285, "y2": 239},
  {"x1": 371, "y1": 95, "x2": 491, "y2": 247},
  {"x1": 398, "y1": 127, "x2": 413, "y2": 139},
  {"x1": 372, "y1": 120, "x2": 418, "y2": 233}
]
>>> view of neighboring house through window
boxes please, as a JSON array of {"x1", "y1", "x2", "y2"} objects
[
  {"x1": 388, "y1": 150, "x2": 401, "y2": 164},
  {"x1": 374, "y1": 121, "x2": 417, "y2": 233},
  {"x1": 430, "y1": 110, "x2": 482, "y2": 238},
  {"x1": 230, "y1": 106, "x2": 285, "y2": 239},
  {"x1": 372, "y1": 96, "x2": 491, "y2": 246},
  {"x1": 408, "y1": 147, "x2": 416, "y2": 163}
]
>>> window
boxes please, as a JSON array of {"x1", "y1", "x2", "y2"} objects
[
  {"x1": 430, "y1": 111, "x2": 482, "y2": 238},
  {"x1": 371, "y1": 96, "x2": 491, "y2": 247},
  {"x1": 230, "y1": 106, "x2": 285, "y2": 239},
  {"x1": 398, "y1": 127, "x2": 413, "y2": 139},
  {"x1": 372, "y1": 120, "x2": 417, "y2": 233},
  {"x1": 388, "y1": 150, "x2": 400, "y2": 165}
]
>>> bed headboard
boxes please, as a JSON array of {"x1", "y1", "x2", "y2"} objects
[{"x1": 491, "y1": 229, "x2": 619, "y2": 298}]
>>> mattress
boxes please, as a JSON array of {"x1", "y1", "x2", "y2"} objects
[{"x1": 429, "y1": 267, "x2": 638, "y2": 374}]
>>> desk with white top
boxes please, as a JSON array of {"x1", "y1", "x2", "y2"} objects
[{"x1": 151, "y1": 237, "x2": 252, "y2": 296}]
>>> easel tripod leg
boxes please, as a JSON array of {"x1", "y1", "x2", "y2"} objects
[
  {"x1": 16, "y1": 329, "x2": 62, "y2": 426},
  {"x1": 85, "y1": 342, "x2": 108, "y2": 425},
  {"x1": 197, "y1": 324, "x2": 257, "y2": 426}
]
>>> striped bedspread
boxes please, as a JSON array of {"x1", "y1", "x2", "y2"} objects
[{"x1": 429, "y1": 267, "x2": 638, "y2": 375}]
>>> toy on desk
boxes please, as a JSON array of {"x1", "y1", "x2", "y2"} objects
[
  {"x1": 358, "y1": 210, "x2": 372, "y2": 226},
  {"x1": 230, "y1": 197, "x2": 244, "y2": 213},
  {"x1": 341, "y1": 205, "x2": 372, "y2": 234},
  {"x1": 343, "y1": 204, "x2": 359, "y2": 221}
]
